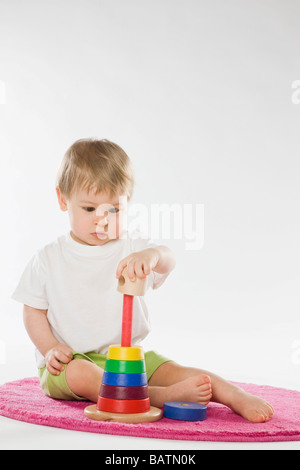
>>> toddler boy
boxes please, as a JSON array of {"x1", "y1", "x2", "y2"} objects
[{"x1": 12, "y1": 139, "x2": 274, "y2": 422}]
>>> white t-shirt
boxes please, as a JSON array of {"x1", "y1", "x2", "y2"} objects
[{"x1": 12, "y1": 231, "x2": 168, "y2": 368}]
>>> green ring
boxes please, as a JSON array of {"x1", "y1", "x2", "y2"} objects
[{"x1": 105, "y1": 358, "x2": 146, "y2": 374}]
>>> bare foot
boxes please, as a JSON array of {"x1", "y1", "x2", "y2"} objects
[
  {"x1": 229, "y1": 388, "x2": 274, "y2": 422},
  {"x1": 149, "y1": 374, "x2": 212, "y2": 408}
]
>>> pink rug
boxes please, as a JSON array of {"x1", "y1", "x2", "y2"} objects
[{"x1": 0, "y1": 377, "x2": 300, "y2": 442}]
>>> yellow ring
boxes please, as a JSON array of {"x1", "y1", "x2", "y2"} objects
[{"x1": 107, "y1": 345, "x2": 144, "y2": 361}]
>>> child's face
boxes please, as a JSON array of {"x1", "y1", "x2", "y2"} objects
[{"x1": 56, "y1": 187, "x2": 127, "y2": 246}]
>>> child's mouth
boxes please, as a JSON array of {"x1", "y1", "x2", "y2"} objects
[{"x1": 92, "y1": 232, "x2": 108, "y2": 240}]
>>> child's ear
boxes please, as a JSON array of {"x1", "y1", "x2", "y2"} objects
[{"x1": 56, "y1": 187, "x2": 68, "y2": 211}]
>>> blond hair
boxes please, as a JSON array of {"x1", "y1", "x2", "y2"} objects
[{"x1": 56, "y1": 138, "x2": 134, "y2": 199}]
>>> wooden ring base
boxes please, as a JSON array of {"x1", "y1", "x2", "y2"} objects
[{"x1": 84, "y1": 404, "x2": 163, "y2": 423}]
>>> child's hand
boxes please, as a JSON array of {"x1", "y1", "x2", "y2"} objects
[
  {"x1": 116, "y1": 248, "x2": 160, "y2": 282},
  {"x1": 45, "y1": 343, "x2": 73, "y2": 376}
]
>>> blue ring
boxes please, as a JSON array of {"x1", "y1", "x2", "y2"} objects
[
  {"x1": 102, "y1": 371, "x2": 148, "y2": 387},
  {"x1": 163, "y1": 401, "x2": 207, "y2": 421}
]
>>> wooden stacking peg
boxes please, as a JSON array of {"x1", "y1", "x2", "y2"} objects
[
  {"x1": 118, "y1": 268, "x2": 147, "y2": 347},
  {"x1": 121, "y1": 294, "x2": 133, "y2": 347}
]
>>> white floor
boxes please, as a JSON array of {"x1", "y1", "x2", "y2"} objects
[{"x1": 1, "y1": 354, "x2": 299, "y2": 450}]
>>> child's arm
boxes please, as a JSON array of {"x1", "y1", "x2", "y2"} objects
[
  {"x1": 116, "y1": 246, "x2": 176, "y2": 281},
  {"x1": 23, "y1": 305, "x2": 73, "y2": 375}
]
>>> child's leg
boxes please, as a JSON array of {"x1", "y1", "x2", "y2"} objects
[
  {"x1": 64, "y1": 358, "x2": 274, "y2": 423},
  {"x1": 148, "y1": 362, "x2": 274, "y2": 423},
  {"x1": 65, "y1": 358, "x2": 103, "y2": 403}
]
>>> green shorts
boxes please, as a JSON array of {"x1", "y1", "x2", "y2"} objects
[{"x1": 38, "y1": 350, "x2": 171, "y2": 401}]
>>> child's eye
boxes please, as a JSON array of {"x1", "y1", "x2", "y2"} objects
[
  {"x1": 108, "y1": 207, "x2": 119, "y2": 214},
  {"x1": 83, "y1": 207, "x2": 95, "y2": 212}
]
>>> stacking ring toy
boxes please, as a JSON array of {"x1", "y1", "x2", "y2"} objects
[
  {"x1": 102, "y1": 371, "x2": 148, "y2": 387},
  {"x1": 105, "y1": 358, "x2": 146, "y2": 374},
  {"x1": 97, "y1": 397, "x2": 150, "y2": 414},
  {"x1": 100, "y1": 384, "x2": 149, "y2": 400},
  {"x1": 107, "y1": 345, "x2": 144, "y2": 361},
  {"x1": 84, "y1": 275, "x2": 163, "y2": 424},
  {"x1": 163, "y1": 401, "x2": 207, "y2": 421}
]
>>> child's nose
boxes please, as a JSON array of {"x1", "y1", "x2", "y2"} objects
[{"x1": 95, "y1": 213, "x2": 108, "y2": 226}]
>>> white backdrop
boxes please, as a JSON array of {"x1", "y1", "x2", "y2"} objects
[{"x1": 0, "y1": 0, "x2": 299, "y2": 391}]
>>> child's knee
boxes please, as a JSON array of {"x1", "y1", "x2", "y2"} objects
[
  {"x1": 66, "y1": 358, "x2": 101, "y2": 386},
  {"x1": 65, "y1": 358, "x2": 103, "y2": 402},
  {"x1": 65, "y1": 358, "x2": 86, "y2": 388}
]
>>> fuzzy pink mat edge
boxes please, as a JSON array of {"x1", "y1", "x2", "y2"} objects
[{"x1": 0, "y1": 377, "x2": 300, "y2": 442}]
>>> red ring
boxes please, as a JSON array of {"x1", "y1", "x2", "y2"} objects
[{"x1": 97, "y1": 396, "x2": 150, "y2": 413}]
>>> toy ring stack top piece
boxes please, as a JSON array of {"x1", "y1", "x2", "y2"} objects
[{"x1": 117, "y1": 267, "x2": 147, "y2": 297}]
